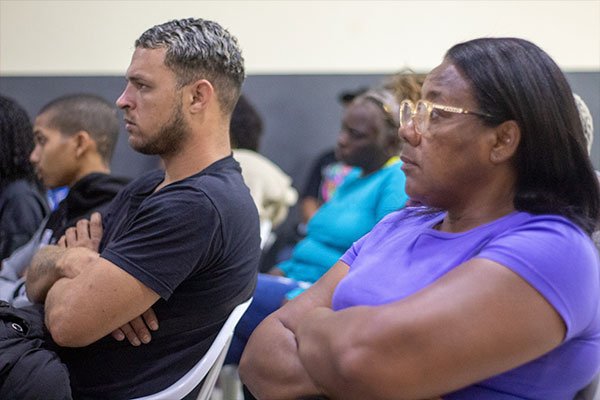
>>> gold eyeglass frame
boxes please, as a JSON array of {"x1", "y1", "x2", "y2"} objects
[{"x1": 399, "y1": 99, "x2": 493, "y2": 134}]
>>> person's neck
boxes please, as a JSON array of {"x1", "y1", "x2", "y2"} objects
[
  {"x1": 439, "y1": 172, "x2": 517, "y2": 233},
  {"x1": 438, "y1": 191, "x2": 515, "y2": 233},
  {"x1": 439, "y1": 204, "x2": 516, "y2": 233},
  {"x1": 360, "y1": 155, "x2": 398, "y2": 176},
  {"x1": 157, "y1": 126, "x2": 230, "y2": 191}
]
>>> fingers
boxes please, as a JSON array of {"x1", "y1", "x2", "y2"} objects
[
  {"x1": 111, "y1": 318, "x2": 153, "y2": 346},
  {"x1": 142, "y1": 308, "x2": 159, "y2": 331},
  {"x1": 111, "y1": 328, "x2": 126, "y2": 342},
  {"x1": 89, "y1": 212, "x2": 103, "y2": 251},
  {"x1": 130, "y1": 316, "x2": 152, "y2": 344},
  {"x1": 61, "y1": 216, "x2": 103, "y2": 251},
  {"x1": 63, "y1": 220, "x2": 87, "y2": 248},
  {"x1": 76, "y1": 219, "x2": 90, "y2": 247},
  {"x1": 110, "y1": 307, "x2": 159, "y2": 346},
  {"x1": 120, "y1": 323, "x2": 142, "y2": 346},
  {"x1": 64, "y1": 226, "x2": 77, "y2": 247},
  {"x1": 58, "y1": 235, "x2": 66, "y2": 248},
  {"x1": 113, "y1": 321, "x2": 143, "y2": 346}
]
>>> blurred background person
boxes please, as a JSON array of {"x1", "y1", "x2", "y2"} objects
[
  {"x1": 298, "y1": 87, "x2": 366, "y2": 225},
  {"x1": 272, "y1": 87, "x2": 412, "y2": 287},
  {"x1": 0, "y1": 95, "x2": 48, "y2": 260},
  {"x1": 231, "y1": 94, "x2": 297, "y2": 246},
  {"x1": 0, "y1": 93, "x2": 128, "y2": 305},
  {"x1": 226, "y1": 79, "x2": 422, "y2": 380}
]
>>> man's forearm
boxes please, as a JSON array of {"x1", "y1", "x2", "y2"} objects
[{"x1": 25, "y1": 245, "x2": 65, "y2": 304}]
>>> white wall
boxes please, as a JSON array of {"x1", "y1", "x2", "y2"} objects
[{"x1": 1, "y1": 0, "x2": 599, "y2": 76}]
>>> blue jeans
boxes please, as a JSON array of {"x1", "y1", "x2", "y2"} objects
[{"x1": 225, "y1": 273, "x2": 300, "y2": 365}]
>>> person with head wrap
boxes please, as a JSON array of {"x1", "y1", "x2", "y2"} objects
[{"x1": 226, "y1": 81, "x2": 421, "y2": 370}]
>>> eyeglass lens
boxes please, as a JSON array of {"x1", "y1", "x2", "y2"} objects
[
  {"x1": 415, "y1": 101, "x2": 429, "y2": 133},
  {"x1": 399, "y1": 101, "x2": 428, "y2": 134},
  {"x1": 400, "y1": 102, "x2": 413, "y2": 128}
]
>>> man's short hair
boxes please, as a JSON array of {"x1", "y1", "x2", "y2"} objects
[
  {"x1": 39, "y1": 94, "x2": 119, "y2": 164},
  {"x1": 135, "y1": 17, "x2": 245, "y2": 115}
]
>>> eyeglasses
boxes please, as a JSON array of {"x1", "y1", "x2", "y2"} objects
[{"x1": 399, "y1": 99, "x2": 494, "y2": 134}]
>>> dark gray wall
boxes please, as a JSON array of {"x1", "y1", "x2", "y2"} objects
[{"x1": 1, "y1": 72, "x2": 599, "y2": 191}]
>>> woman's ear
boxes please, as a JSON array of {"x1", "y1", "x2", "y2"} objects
[
  {"x1": 188, "y1": 79, "x2": 215, "y2": 114},
  {"x1": 490, "y1": 120, "x2": 520, "y2": 164}
]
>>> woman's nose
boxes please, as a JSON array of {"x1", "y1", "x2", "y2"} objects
[
  {"x1": 398, "y1": 121, "x2": 420, "y2": 147},
  {"x1": 337, "y1": 130, "x2": 349, "y2": 147}
]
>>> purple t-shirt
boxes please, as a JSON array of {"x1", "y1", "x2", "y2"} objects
[{"x1": 335, "y1": 209, "x2": 600, "y2": 399}]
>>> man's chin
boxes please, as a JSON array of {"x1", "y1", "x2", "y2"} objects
[
  {"x1": 129, "y1": 138, "x2": 158, "y2": 155},
  {"x1": 128, "y1": 136, "x2": 144, "y2": 152}
]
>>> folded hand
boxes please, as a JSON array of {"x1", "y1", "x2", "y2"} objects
[
  {"x1": 58, "y1": 212, "x2": 103, "y2": 252},
  {"x1": 111, "y1": 308, "x2": 159, "y2": 346}
]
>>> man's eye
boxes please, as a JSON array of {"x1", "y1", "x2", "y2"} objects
[{"x1": 134, "y1": 81, "x2": 149, "y2": 90}]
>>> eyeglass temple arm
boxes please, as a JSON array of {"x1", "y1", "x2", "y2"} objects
[{"x1": 435, "y1": 104, "x2": 493, "y2": 118}]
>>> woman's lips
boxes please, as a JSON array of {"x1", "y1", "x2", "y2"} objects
[{"x1": 400, "y1": 155, "x2": 417, "y2": 168}]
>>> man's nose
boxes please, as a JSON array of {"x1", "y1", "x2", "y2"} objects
[
  {"x1": 30, "y1": 145, "x2": 40, "y2": 164},
  {"x1": 116, "y1": 85, "x2": 132, "y2": 109}
]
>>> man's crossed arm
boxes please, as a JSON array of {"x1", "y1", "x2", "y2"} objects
[{"x1": 25, "y1": 212, "x2": 160, "y2": 347}]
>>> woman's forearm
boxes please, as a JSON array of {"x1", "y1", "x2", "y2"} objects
[
  {"x1": 241, "y1": 262, "x2": 349, "y2": 399},
  {"x1": 240, "y1": 316, "x2": 323, "y2": 400}
]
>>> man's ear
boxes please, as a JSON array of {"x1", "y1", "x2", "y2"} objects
[
  {"x1": 187, "y1": 79, "x2": 215, "y2": 114},
  {"x1": 74, "y1": 131, "x2": 94, "y2": 158},
  {"x1": 490, "y1": 120, "x2": 520, "y2": 164}
]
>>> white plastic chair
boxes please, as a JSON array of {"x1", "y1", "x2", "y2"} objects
[
  {"x1": 259, "y1": 219, "x2": 273, "y2": 250},
  {"x1": 132, "y1": 298, "x2": 253, "y2": 400},
  {"x1": 575, "y1": 373, "x2": 600, "y2": 400}
]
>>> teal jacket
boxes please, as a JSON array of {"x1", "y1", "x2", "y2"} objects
[{"x1": 278, "y1": 159, "x2": 408, "y2": 283}]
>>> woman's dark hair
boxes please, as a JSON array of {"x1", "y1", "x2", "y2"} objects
[
  {"x1": 230, "y1": 94, "x2": 263, "y2": 151},
  {"x1": 445, "y1": 37, "x2": 600, "y2": 234},
  {"x1": 0, "y1": 95, "x2": 38, "y2": 189}
]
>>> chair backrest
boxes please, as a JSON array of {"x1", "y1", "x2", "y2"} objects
[
  {"x1": 132, "y1": 298, "x2": 253, "y2": 400},
  {"x1": 575, "y1": 373, "x2": 600, "y2": 400},
  {"x1": 259, "y1": 219, "x2": 273, "y2": 250}
]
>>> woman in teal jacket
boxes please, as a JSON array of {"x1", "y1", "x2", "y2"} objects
[{"x1": 227, "y1": 79, "x2": 421, "y2": 368}]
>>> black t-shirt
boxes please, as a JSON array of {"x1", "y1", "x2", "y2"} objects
[{"x1": 58, "y1": 156, "x2": 259, "y2": 399}]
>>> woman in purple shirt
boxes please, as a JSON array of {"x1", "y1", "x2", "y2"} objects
[{"x1": 240, "y1": 37, "x2": 600, "y2": 400}]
